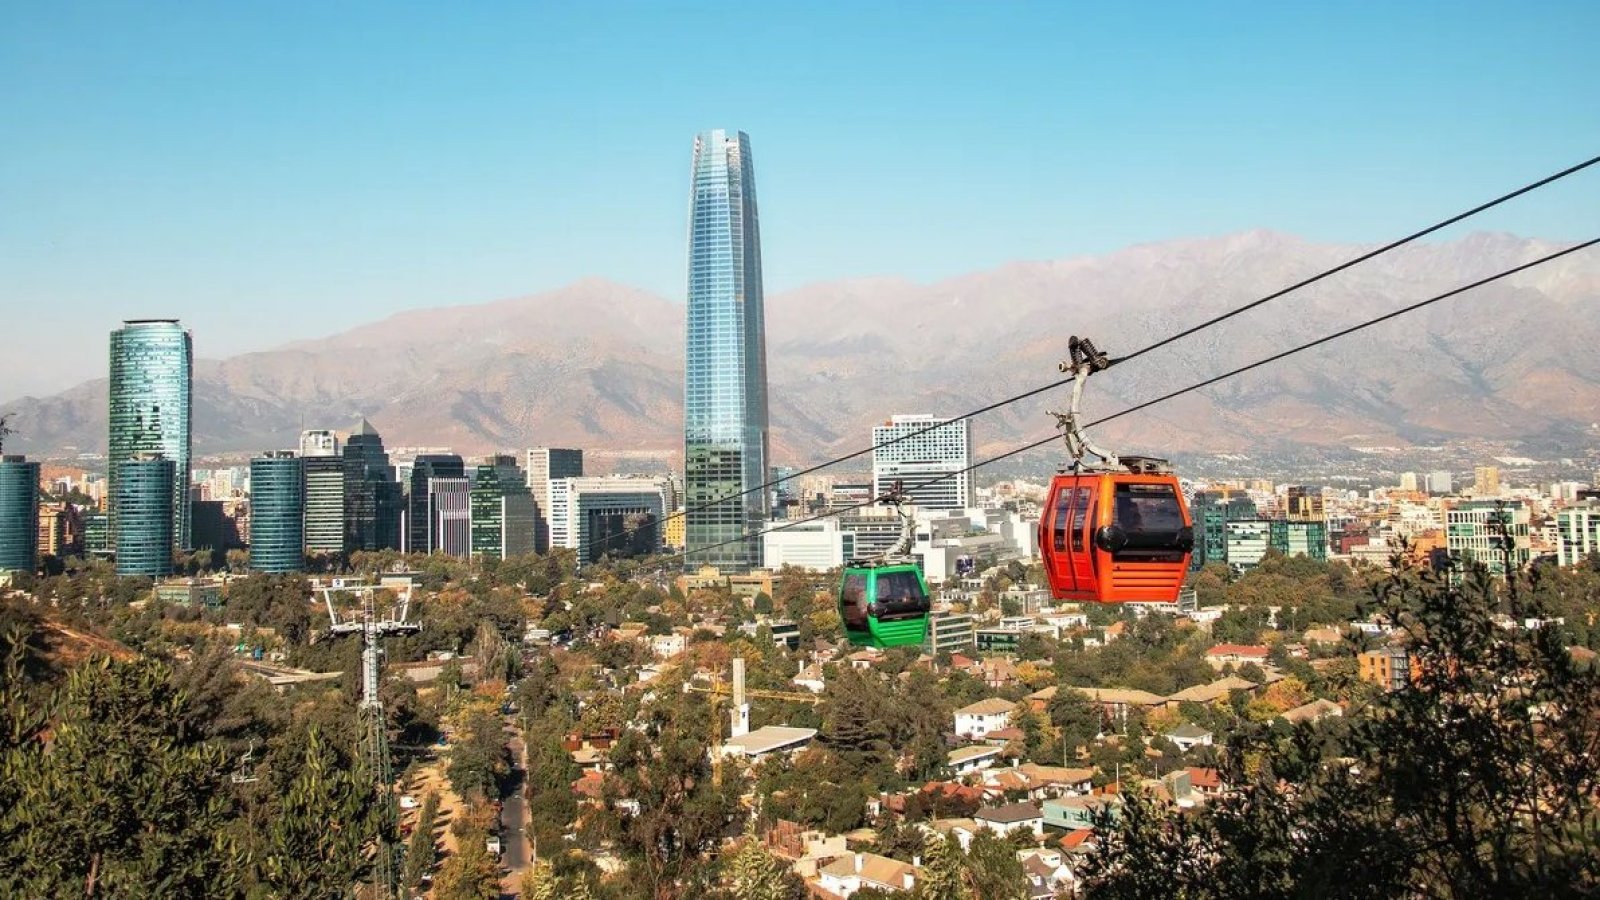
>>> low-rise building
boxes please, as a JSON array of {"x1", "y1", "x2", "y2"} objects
[
  {"x1": 954, "y1": 697, "x2": 1014, "y2": 738},
  {"x1": 818, "y1": 852, "x2": 918, "y2": 897},
  {"x1": 1278, "y1": 698, "x2": 1343, "y2": 724},
  {"x1": 974, "y1": 801, "x2": 1044, "y2": 839},
  {"x1": 720, "y1": 725, "x2": 817, "y2": 762},
  {"x1": 1165, "y1": 723, "x2": 1214, "y2": 752},
  {"x1": 1205, "y1": 643, "x2": 1270, "y2": 670},
  {"x1": 1043, "y1": 795, "x2": 1122, "y2": 831},
  {"x1": 1358, "y1": 646, "x2": 1419, "y2": 691},
  {"x1": 947, "y1": 745, "x2": 1004, "y2": 776}
]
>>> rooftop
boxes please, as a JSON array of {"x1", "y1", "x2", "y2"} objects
[
  {"x1": 1166, "y1": 676, "x2": 1257, "y2": 704},
  {"x1": 721, "y1": 726, "x2": 817, "y2": 757},
  {"x1": 1207, "y1": 643, "x2": 1270, "y2": 658},
  {"x1": 956, "y1": 697, "x2": 1015, "y2": 716},
  {"x1": 819, "y1": 852, "x2": 917, "y2": 888},
  {"x1": 947, "y1": 745, "x2": 1004, "y2": 766},
  {"x1": 976, "y1": 801, "x2": 1043, "y2": 824},
  {"x1": 1168, "y1": 723, "x2": 1213, "y2": 740},
  {"x1": 1278, "y1": 698, "x2": 1343, "y2": 724}
]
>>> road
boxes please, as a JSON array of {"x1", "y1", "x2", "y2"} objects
[{"x1": 499, "y1": 728, "x2": 531, "y2": 896}]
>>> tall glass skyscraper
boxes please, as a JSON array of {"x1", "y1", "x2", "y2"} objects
[
  {"x1": 344, "y1": 419, "x2": 403, "y2": 552},
  {"x1": 109, "y1": 320, "x2": 193, "y2": 551},
  {"x1": 249, "y1": 451, "x2": 304, "y2": 573},
  {"x1": 684, "y1": 129, "x2": 770, "y2": 572},
  {"x1": 114, "y1": 455, "x2": 175, "y2": 577},
  {"x1": 0, "y1": 455, "x2": 40, "y2": 573}
]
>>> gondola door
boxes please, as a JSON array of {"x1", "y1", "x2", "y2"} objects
[{"x1": 1068, "y1": 480, "x2": 1098, "y2": 596}]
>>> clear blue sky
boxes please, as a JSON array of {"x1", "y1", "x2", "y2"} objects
[{"x1": 3, "y1": 1, "x2": 1597, "y2": 396}]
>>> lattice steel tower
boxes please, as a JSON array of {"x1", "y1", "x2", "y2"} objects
[{"x1": 322, "y1": 581, "x2": 420, "y2": 899}]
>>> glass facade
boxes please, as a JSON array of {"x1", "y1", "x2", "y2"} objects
[
  {"x1": 407, "y1": 454, "x2": 465, "y2": 552},
  {"x1": 871, "y1": 415, "x2": 975, "y2": 510},
  {"x1": 684, "y1": 129, "x2": 770, "y2": 572},
  {"x1": 344, "y1": 419, "x2": 403, "y2": 551},
  {"x1": 108, "y1": 320, "x2": 192, "y2": 551},
  {"x1": 302, "y1": 456, "x2": 347, "y2": 555},
  {"x1": 0, "y1": 456, "x2": 40, "y2": 572},
  {"x1": 115, "y1": 456, "x2": 175, "y2": 577},
  {"x1": 470, "y1": 458, "x2": 536, "y2": 560},
  {"x1": 250, "y1": 452, "x2": 304, "y2": 573}
]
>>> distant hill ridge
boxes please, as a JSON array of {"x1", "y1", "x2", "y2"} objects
[{"x1": 6, "y1": 231, "x2": 1598, "y2": 463}]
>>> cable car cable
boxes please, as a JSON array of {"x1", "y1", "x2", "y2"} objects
[
  {"x1": 581, "y1": 153, "x2": 1600, "y2": 561},
  {"x1": 640, "y1": 236, "x2": 1597, "y2": 568}
]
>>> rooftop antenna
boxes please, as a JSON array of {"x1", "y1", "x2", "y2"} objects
[{"x1": 322, "y1": 579, "x2": 420, "y2": 899}]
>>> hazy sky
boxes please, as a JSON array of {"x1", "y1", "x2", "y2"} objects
[{"x1": 3, "y1": 2, "x2": 1597, "y2": 397}]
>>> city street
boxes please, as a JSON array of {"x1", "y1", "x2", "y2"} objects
[{"x1": 499, "y1": 728, "x2": 531, "y2": 896}]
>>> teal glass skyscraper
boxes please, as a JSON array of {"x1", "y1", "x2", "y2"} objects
[
  {"x1": 114, "y1": 455, "x2": 175, "y2": 577},
  {"x1": 109, "y1": 320, "x2": 193, "y2": 551},
  {"x1": 249, "y1": 451, "x2": 304, "y2": 573},
  {"x1": 684, "y1": 129, "x2": 770, "y2": 573},
  {"x1": 0, "y1": 455, "x2": 41, "y2": 573}
]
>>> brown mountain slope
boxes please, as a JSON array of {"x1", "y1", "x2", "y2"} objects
[{"x1": 5, "y1": 231, "x2": 1598, "y2": 463}]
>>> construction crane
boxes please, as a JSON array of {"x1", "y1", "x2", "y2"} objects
[
  {"x1": 685, "y1": 657, "x2": 821, "y2": 786},
  {"x1": 322, "y1": 580, "x2": 420, "y2": 900}
]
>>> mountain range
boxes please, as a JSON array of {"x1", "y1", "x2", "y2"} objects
[{"x1": 5, "y1": 231, "x2": 1598, "y2": 467}]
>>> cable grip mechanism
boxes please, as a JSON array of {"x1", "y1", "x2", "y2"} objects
[{"x1": 1049, "y1": 335, "x2": 1119, "y2": 470}]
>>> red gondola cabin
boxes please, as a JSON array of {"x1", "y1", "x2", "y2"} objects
[{"x1": 1039, "y1": 458, "x2": 1194, "y2": 604}]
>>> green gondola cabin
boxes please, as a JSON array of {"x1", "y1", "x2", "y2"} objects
[{"x1": 838, "y1": 560, "x2": 932, "y2": 648}]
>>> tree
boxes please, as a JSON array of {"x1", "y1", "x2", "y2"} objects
[
  {"x1": 725, "y1": 829, "x2": 804, "y2": 899},
  {"x1": 915, "y1": 832, "x2": 972, "y2": 900},
  {"x1": 964, "y1": 828, "x2": 1029, "y2": 900},
  {"x1": 1047, "y1": 686, "x2": 1100, "y2": 762},
  {"x1": 0, "y1": 656, "x2": 246, "y2": 896},
  {"x1": 432, "y1": 829, "x2": 501, "y2": 900},
  {"x1": 402, "y1": 791, "x2": 440, "y2": 894},
  {"x1": 1082, "y1": 560, "x2": 1600, "y2": 897},
  {"x1": 259, "y1": 726, "x2": 375, "y2": 898},
  {"x1": 447, "y1": 702, "x2": 511, "y2": 800},
  {"x1": 520, "y1": 860, "x2": 559, "y2": 900}
]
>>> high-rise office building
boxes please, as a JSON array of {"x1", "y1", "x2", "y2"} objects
[
  {"x1": 1426, "y1": 471, "x2": 1454, "y2": 495},
  {"x1": 427, "y1": 476, "x2": 472, "y2": 557},
  {"x1": 1398, "y1": 472, "x2": 1419, "y2": 492},
  {"x1": 250, "y1": 451, "x2": 304, "y2": 573},
  {"x1": 549, "y1": 476, "x2": 668, "y2": 564},
  {"x1": 871, "y1": 415, "x2": 975, "y2": 511},
  {"x1": 1556, "y1": 501, "x2": 1600, "y2": 568},
  {"x1": 344, "y1": 419, "x2": 403, "y2": 551},
  {"x1": 406, "y1": 454, "x2": 465, "y2": 552},
  {"x1": 0, "y1": 455, "x2": 40, "y2": 574},
  {"x1": 302, "y1": 456, "x2": 347, "y2": 555},
  {"x1": 108, "y1": 320, "x2": 192, "y2": 551},
  {"x1": 471, "y1": 456, "x2": 537, "y2": 560},
  {"x1": 525, "y1": 447, "x2": 583, "y2": 553},
  {"x1": 683, "y1": 129, "x2": 770, "y2": 573},
  {"x1": 1446, "y1": 500, "x2": 1531, "y2": 576},
  {"x1": 114, "y1": 454, "x2": 175, "y2": 577}
]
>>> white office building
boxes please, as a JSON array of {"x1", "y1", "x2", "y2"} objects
[
  {"x1": 549, "y1": 475, "x2": 669, "y2": 564},
  {"x1": 871, "y1": 414, "x2": 974, "y2": 510},
  {"x1": 525, "y1": 447, "x2": 583, "y2": 552},
  {"x1": 762, "y1": 518, "x2": 855, "y2": 571},
  {"x1": 428, "y1": 477, "x2": 472, "y2": 557},
  {"x1": 1555, "y1": 500, "x2": 1600, "y2": 567}
]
